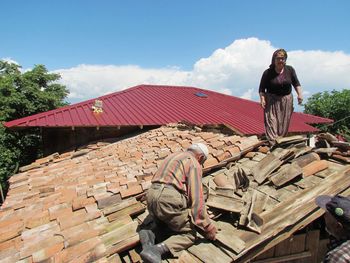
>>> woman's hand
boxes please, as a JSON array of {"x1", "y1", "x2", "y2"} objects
[
  {"x1": 297, "y1": 95, "x2": 303, "y2": 105},
  {"x1": 260, "y1": 96, "x2": 266, "y2": 109}
]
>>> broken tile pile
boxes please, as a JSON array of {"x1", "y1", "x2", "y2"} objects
[
  {"x1": 314, "y1": 133, "x2": 350, "y2": 164},
  {"x1": 203, "y1": 135, "x2": 349, "y2": 235},
  {"x1": 185, "y1": 135, "x2": 350, "y2": 263},
  {"x1": 0, "y1": 123, "x2": 262, "y2": 263}
]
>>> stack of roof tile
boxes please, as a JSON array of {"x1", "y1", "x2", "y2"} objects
[{"x1": 0, "y1": 123, "x2": 261, "y2": 262}]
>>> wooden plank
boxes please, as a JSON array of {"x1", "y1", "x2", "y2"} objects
[
  {"x1": 215, "y1": 221, "x2": 246, "y2": 254},
  {"x1": 254, "y1": 246, "x2": 275, "y2": 260},
  {"x1": 275, "y1": 188, "x2": 295, "y2": 202},
  {"x1": 107, "y1": 202, "x2": 145, "y2": 222},
  {"x1": 188, "y1": 241, "x2": 232, "y2": 263},
  {"x1": 101, "y1": 221, "x2": 138, "y2": 247},
  {"x1": 104, "y1": 234, "x2": 139, "y2": 256},
  {"x1": 303, "y1": 230, "x2": 319, "y2": 263},
  {"x1": 102, "y1": 197, "x2": 137, "y2": 216},
  {"x1": 238, "y1": 183, "x2": 350, "y2": 263},
  {"x1": 270, "y1": 162, "x2": 303, "y2": 187},
  {"x1": 206, "y1": 194, "x2": 244, "y2": 213},
  {"x1": 315, "y1": 168, "x2": 338, "y2": 178},
  {"x1": 294, "y1": 175, "x2": 323, "y2": 189},
  {"x1": 252, "y1": 251, "x2": 311, "y2": 263},
  {"x1": 129, "y1": 249, "x2": 141, "y2": 263},
  {"x1": 178, "y1": 250, "x2": 202, "y2": 263},
  {"x1": 317, "y1": 239, "x2": 329, "y2": 263},
  {"x1": 289, "y1": 234, "x2": 306, "y2": 263},
  {"x1": 233, "y1": 165, "x2": 350, "y2": 262},
  {"x1": 274, "y1": 237, "x2": 291, "y2": 257}
]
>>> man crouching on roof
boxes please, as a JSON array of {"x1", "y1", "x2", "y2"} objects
[{"x1": 139, "y1": 143, "x2": 217, "y2": 263}]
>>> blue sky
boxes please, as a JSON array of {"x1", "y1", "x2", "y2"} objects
[{"x1": 2, "y1": 1, "x2": 350, "y2": 110}]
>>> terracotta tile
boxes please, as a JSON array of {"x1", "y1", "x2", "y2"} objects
[
  {"x1": 258, "y1": 146, "x2": 270, "y2": 154},
  {"x1": 0, "y1": 221, "x2": 24, "y2": 243},
  {"x1": 133, "y1": 151, "x2": 143, "y2": 159},
  {"x1": 72, "y1": 196, "x2": 96, "y2": 211},
  {"x1": 76, "y1": 184, "x2": 89, "y2": 196},
  {"x1": 216, "y1": 151, "x2": 231, "y2": 162},
  {"x1": 61, "y1": 223, "x2": 100, "y2": 247},
  {"x1": 0, "y1": 251, "x2": 20, "y2": 263},
  {"x1": 0, "y1": 208, "x2": 14, "y2": 218},
  {"x1": 21, "y1": 222, "x2": 60, "y2": 242},
  {"x1": 8, "y1": 173, "x2": 29, "y2": 184},
  {"x1": 20, "y1": 235, "x2": 64, "y2": 260},
  {"x1": 9, "y1": 179, "x2": 29, "y2": 190},
  {"x1": 302, "y1": 160, "x2": 329, "y2": 177},
  {"x1": 0, "y1": 236, "x2": 22, "y2": 251},
  {"x1": 119, "y1": 177, "x2": 129, "y2": 186},
  {"x1": 127, "y1": 180, "x2": 140, "y2": 188},
  {"x1": 141, "y1": 181, "x2": 152, "y2": 191},
  {"x1": 25, "y1": 210, "x2": 50, "y2": 229},
  {"x1": 120, "y1": 185, "x2": 143, "y2": 199},
  {"x1": 0, "y1": 217, "x2": 22, "y2": 229},
  {"x1": 96, "y1": 194, "x2": 122, "y2": 209},
  {"x1": 200, "y1": 132, "x2": 218, "y2": 140},
  {"x1": 203, "y1": 156, "x2": 219, "y2": 168},
  {"x1": 87, "y1": 187, "x2": 107, "y2": 198},
  {"x1": 57, "y1": 189, "x2": 77, "y2": 203},
  {"x1": 58, "y1": 209, "x2": 88, "y2": 230},
  {"x1": 54, "y1": 236, "x2": 102, "y2": 263},
  {"x1": 85, "y1": 203, "x2": 102, "y2": 220},
  {"x1": 226, "y1": 146, "x2": 241, "y2": 157},
  {"x1": 244, "y1": 152, "x2": 256, "y2": 159},
  {"x1": 48, "y1": 204, "x2": 72, "y2": 221},
  {"x1": 32, "y1": 241, "x2": 64, "y2": 262},
  {"x1": 210, "y1": 140, "x2": 225, "y2": 149},
  {"x1": 106, "y1": 183, "x2": 120, "y2": 194}
]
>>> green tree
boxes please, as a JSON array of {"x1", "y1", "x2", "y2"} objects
[
  {"x1": 0, "y1": 60, "x2": 69, "y2": 198},
  {"x1": 304, "y1": 89, "x2": 350, "y2": 140}
]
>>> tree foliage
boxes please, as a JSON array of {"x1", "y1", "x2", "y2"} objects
[
  {"x1": 0, "y1": 60, "x2": 69, "y2": 197},
  {"x1": 304, "y1": 89, "x2": 350, "y2": 140}
]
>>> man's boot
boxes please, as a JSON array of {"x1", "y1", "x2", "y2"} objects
[
  {"x1": 139, "y1": 229, "x2": 155, "y2": 250},
  {"x1": 140, "y1": 243, "x2": 169, "y2": 263}
]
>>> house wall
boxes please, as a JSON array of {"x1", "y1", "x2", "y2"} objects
[
  {"x1": 41, "y1": 126, "x2": 159, "y2": 155},
  {"x1": 252, "y1": 229, "x2": 329, "y2": 263}
]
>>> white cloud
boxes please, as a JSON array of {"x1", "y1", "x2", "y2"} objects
[
  {"x1": 1, "y1": 57, "x2": 19, "y2": 65},
  {"x1": 55, "y1": 65, "x2": 190, "y2": 100},
  {"x1": 54, "y1": 38, "x2": 350, "y2": 106}
]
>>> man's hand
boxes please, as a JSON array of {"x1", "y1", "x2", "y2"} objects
[{"x1": 205, "y1": 224, "x2": 218, "y2": 240}]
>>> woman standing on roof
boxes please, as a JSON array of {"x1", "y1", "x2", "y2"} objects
[{"x1": 259, "y1": 49, "x2": 303, "y2": 145}]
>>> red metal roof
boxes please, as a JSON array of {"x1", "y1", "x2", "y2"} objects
[{"x1": 4, "y1": 84, "x2": 333, "y2": 135}]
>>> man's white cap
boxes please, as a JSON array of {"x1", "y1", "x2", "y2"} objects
[{"x1": 188, "y1": 143, "x2": 209, "y2": 158}]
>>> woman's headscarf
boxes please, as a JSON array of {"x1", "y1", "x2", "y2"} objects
[{"x1": 269, "y1": 49, "x2": 288, "y2": 69}]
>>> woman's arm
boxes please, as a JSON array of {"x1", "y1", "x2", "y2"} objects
[{"x1": 294, "y1": 85, "x2": 303, "y2": 105}]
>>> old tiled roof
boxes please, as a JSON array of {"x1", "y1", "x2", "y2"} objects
[
  {"x1": 1, "y1": 124, "x2": 349, "y2": 262},
  {"x1": 0, "y1": 123, "x2": 261, "y2": 262},
  {"x1": 4, "y1": 84, "x2": 333, "y2": 135}
]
